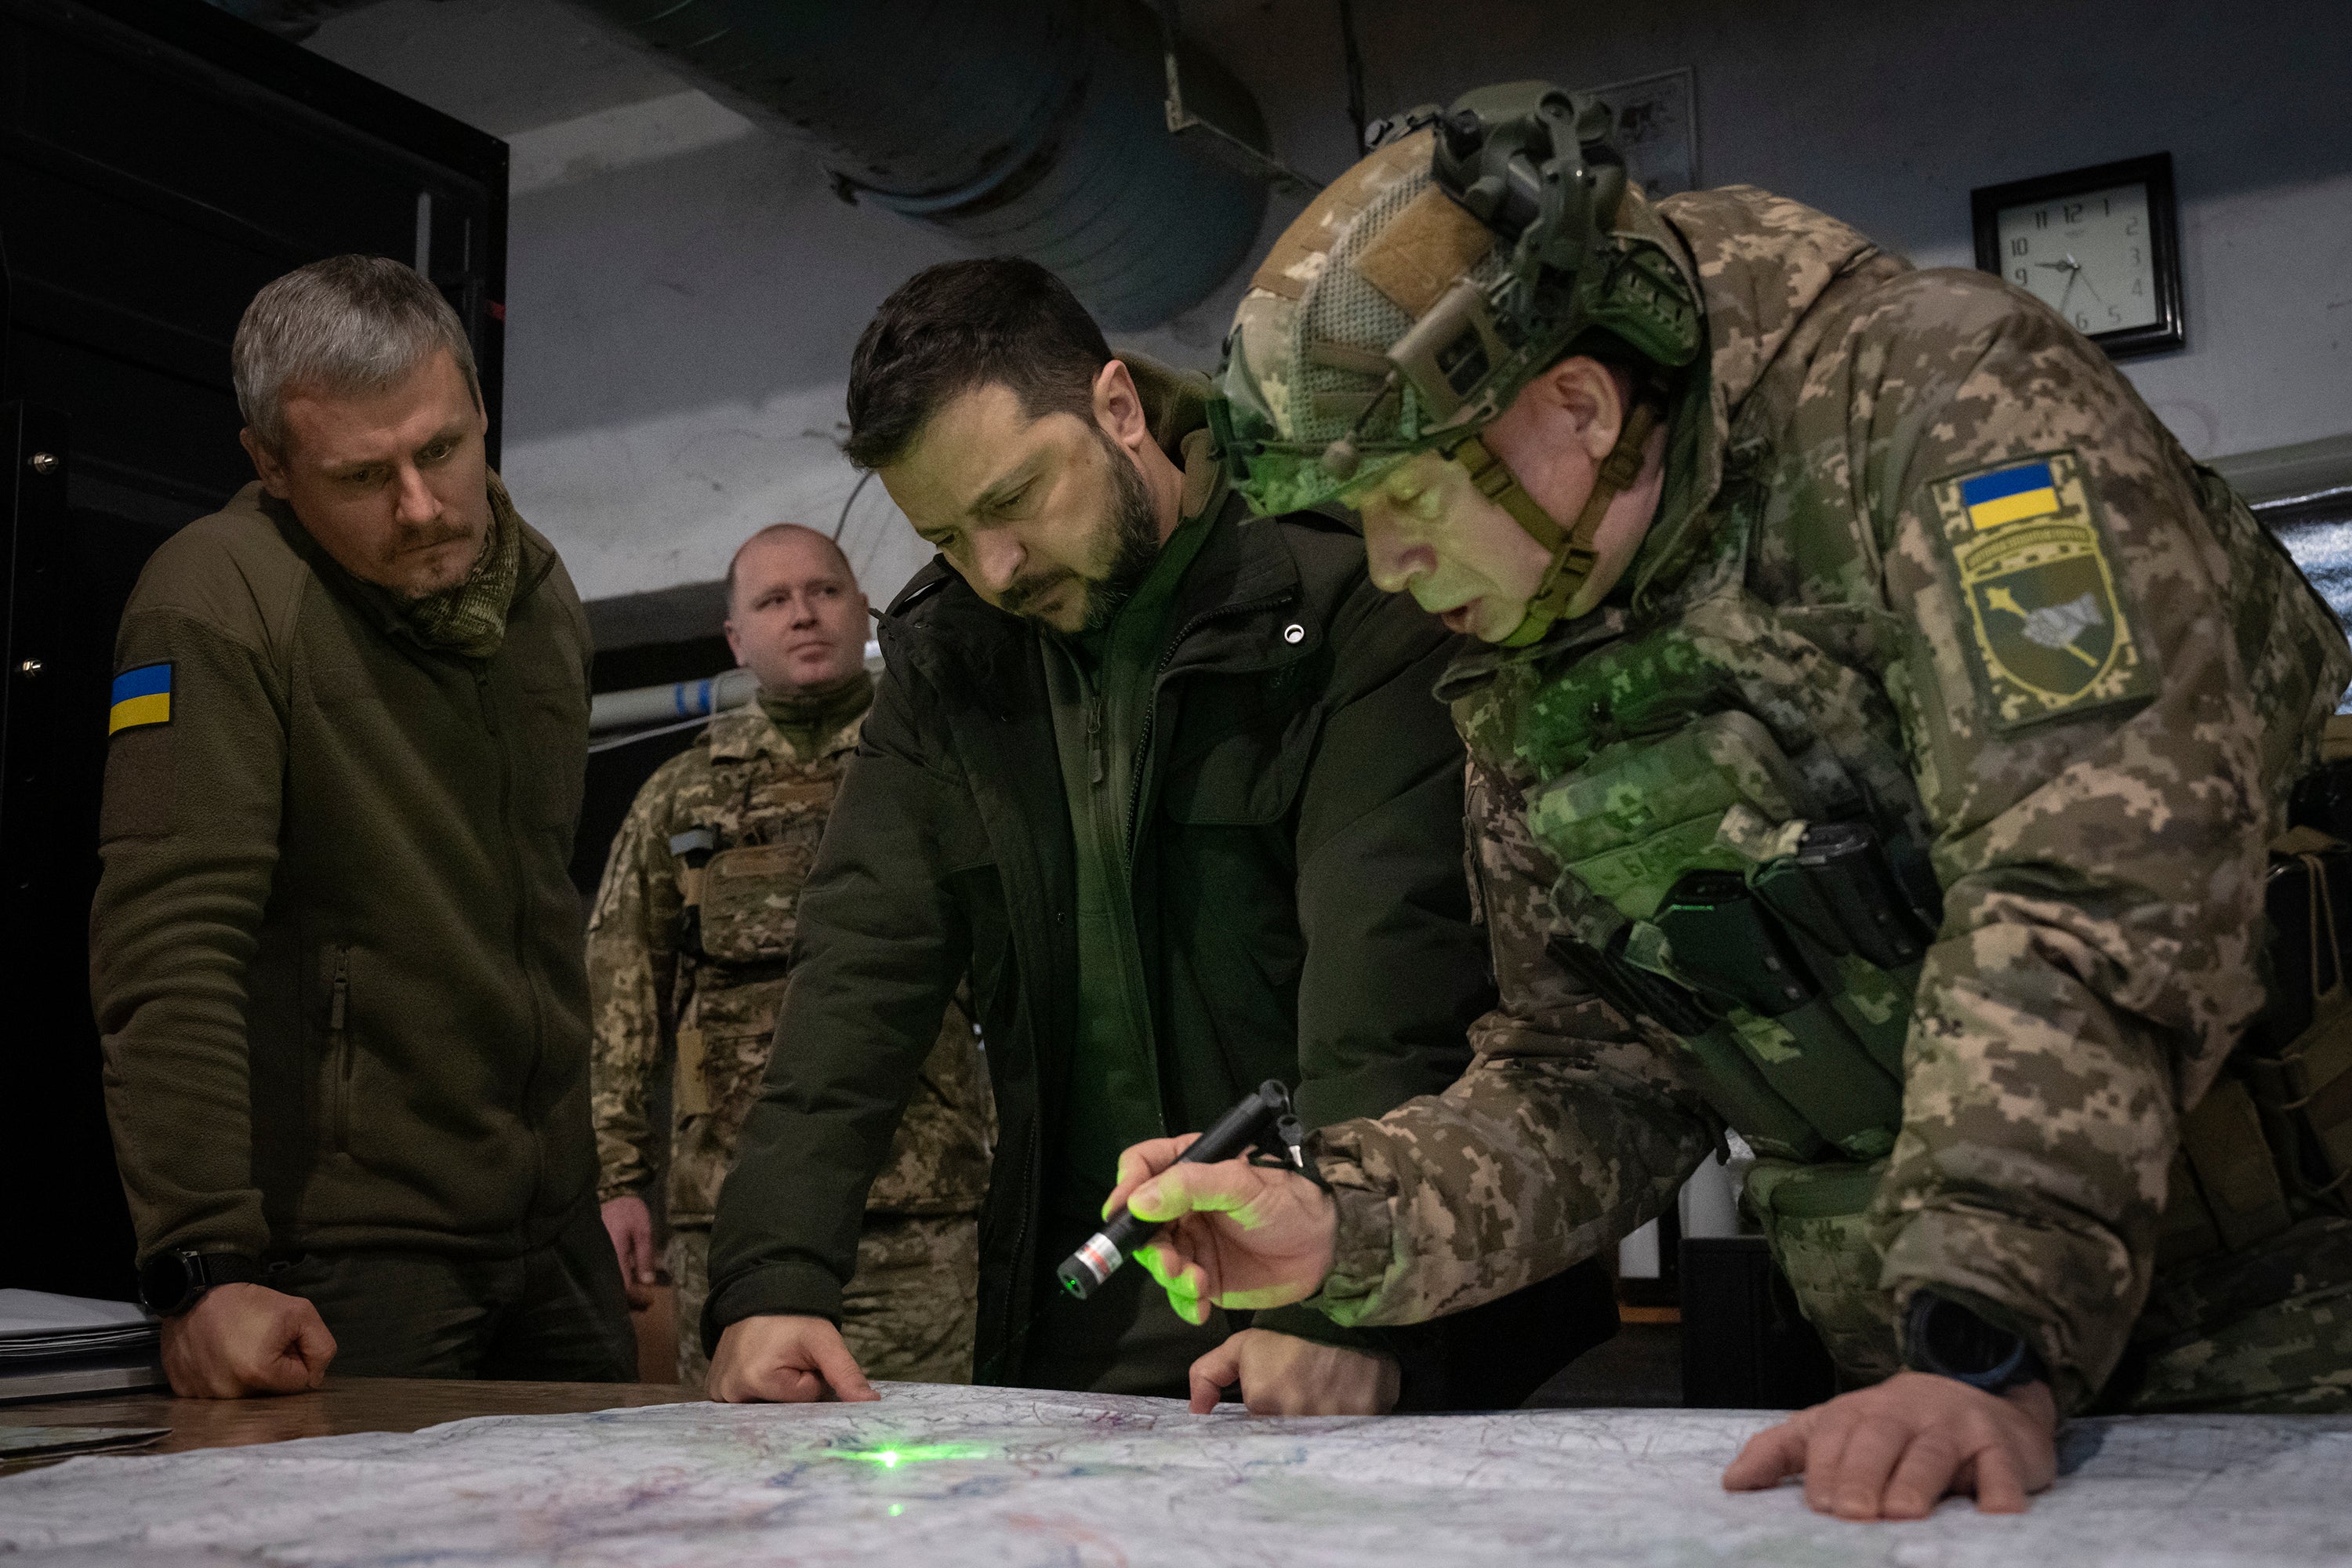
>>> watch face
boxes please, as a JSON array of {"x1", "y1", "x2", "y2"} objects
[
  {"x1": 1995, "y1": 182, "x2": 2164, "y2": 338},
  {"x1": 136, "y1": 1250, "x2": 194, "y2": 1314}
]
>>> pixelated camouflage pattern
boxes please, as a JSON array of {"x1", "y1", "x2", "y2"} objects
[
  {"x1": 2122, "y1": 1214, "x2": 2352, "y2": 1412},
  {"x1": 587, "y1": 701, "x2": 994, "y2": 1232},
  {"x1": 1308, "y1": 184, "x2": 2352, "y2": 1413},
  {"x1": 1218, "y1": 128, "x2": 1699, "y2": 521},
  {"x1": 667, "y1": 1214, "x2": 979, "y2": 1388}
]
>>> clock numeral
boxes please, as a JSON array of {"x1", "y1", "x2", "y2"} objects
[
  {"x1": 2132, "y1": 278, "x2": 2144, "y2": 296},
  {"x1": 2034, "y1": 209, "x2": 2049, "y2": 230},
  {"x1": 2013, "y1": 267, "x2": 2028, "y2": 285},
  {"x1": 2125, "y1": 216, "x2": 2140, "y2": 235},
  {"x1": 2063, "y1": 201, "x2": 2084, "y2": 223},
  {"x1": 2108, "y1": 305, "x2": 2122, "y2": 324},
  {"x1": 2131, "y1": 246, "x2": 2142, "y2": 264},
  {"x1": 2076, "y1": 310, "x2": 2092, "y2": 330},
  {"x1": 2011, "y1": 238, "x2": 2029, "y2": 256}
]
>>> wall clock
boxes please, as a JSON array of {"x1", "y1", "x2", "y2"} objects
[{"x1": 1972, "y1": 152, "x2": 2183, "y2": 359}]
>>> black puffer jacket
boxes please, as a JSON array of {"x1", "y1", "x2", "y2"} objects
[{"x1": 708, "y1": 416, "x2": 1613, "y2": 1406}]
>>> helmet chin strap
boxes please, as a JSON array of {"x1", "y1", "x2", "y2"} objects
[{"x1": 1450, "y1": 398, "x2": 1661, "y2": 648}]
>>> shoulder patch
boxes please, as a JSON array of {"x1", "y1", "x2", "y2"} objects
[
  {"x1": 1929, "y1": 451, "x2": 2155, "y2": 731},
  {"x1": 108, "y1": 662, "x2": 173, "y2": 735}
]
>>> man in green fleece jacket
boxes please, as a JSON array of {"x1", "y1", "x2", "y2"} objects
[{"x1": 90, "y1": 256, "x2": 633, "y2": 1396}]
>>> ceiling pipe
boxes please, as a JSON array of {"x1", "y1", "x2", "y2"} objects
[{"x1": 557, "y1": 0, "x2": 1277, "y2": 328}]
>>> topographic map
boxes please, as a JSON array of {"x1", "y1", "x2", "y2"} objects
[{"x1": 2, "y1": 1384, "x2": 2347, "y2": 1566}]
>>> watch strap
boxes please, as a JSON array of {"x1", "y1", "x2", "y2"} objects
[
  {"x1": 191, "y1": 1251, "x2": 264, "y2": 1290},
  {"x1": 139, "y1": 1248, "x2": 263, "y2": 1316},
  {"x1": 1901, "y1": 1290, "x2": 2047, "y2": 1394}
]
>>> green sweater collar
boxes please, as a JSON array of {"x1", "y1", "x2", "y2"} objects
[{"x1": 757, "y1": 668, "x2": 874, "y2": 760}]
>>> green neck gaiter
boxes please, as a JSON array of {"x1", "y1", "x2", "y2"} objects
[
  {"x1": 758, "y1": 667, "x2": 874, "y2": 758},
  {"x1": 405, "y1": 474, "x2": 524, "y2": 659}
]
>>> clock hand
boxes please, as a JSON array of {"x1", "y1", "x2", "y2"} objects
[{"x1": 2032, "y1": 260, "x2": 2073, "y2": 271}]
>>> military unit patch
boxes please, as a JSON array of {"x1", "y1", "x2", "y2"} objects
[
  {"x1": 108, "y1": 662, "x2": 173, "y2": 735},
  {"x1": 1930, "y1": 451, "x2": 2156, "y2": 731}
]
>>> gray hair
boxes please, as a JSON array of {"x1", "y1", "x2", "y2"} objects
[{"x1": 232, "y1": 256, "x2": 481, "y2": 455}]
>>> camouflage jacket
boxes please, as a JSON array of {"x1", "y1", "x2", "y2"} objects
[
  {"x1": 1307, "y1": 185, "x2": 2350, "y2": 1410},
  {"x1": 587, "y1": 693, "x2": 993, "y2": 1227}
]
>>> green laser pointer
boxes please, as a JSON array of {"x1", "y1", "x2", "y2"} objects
[{"x1": 1056, "y1": 1079, "x2": 1306, "y2": 1300}]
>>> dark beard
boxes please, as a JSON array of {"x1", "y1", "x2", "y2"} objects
[
  {"x1": 996, "y1": 430, "x2": 1161, "y2": 632},
  {"x1": 1074, "y1": 434, "x2": 1162, "y2": 631}
]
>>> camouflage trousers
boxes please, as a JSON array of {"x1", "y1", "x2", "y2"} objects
[
  {"x1": 1752, "y1": 1161, "x2": 2352, "y2": 1412},
  {"x1": 670, "y1": 1213, "x2": 981, "y2": 1389}
]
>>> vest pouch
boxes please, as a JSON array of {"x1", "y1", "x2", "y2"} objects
[
  {"x1": 1748, "y1": 819, "x2": 1933, "y2": 1078},
  {"x1": 2241, "y1": 830, "x2": 2352, "y2": 1218},
  {"x1": 1722, "y1": 1004, "x2": 1901, "y2": 1161},
  {"x1": 2159, "y1": 1075, "x2": 2292, "y2": 1265},
  {"x1": 1676, "y1": 1021, "x2": 1828, "y2": 1163},
  {"x1": 697, "y1": 840, "x2": 815, "y2": 965},
  {"x1": 2245, "y1": 1012, "x2": 2352, "y2": 1215},
  {"x1": 1825, "y1": 957, "x2": 1918, "y2": 1080},
  {"x1": 1653, "y1": 870, "x2": 1904, "y2": 1162},
  {"x1": 1743, "y1": 1157, "x2": 1900, "y2": 1385},
  {"x1": 1527, "y1": 710, "x2": 1818, "y2": 922}
]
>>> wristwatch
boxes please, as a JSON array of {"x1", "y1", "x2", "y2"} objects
[
  {"x1": 136, "y1": 1249, "x2": 263, "y2": 1317},
  {"x1": 1902, "y1": 1290, "x2": 2048, "y2": 1394}
]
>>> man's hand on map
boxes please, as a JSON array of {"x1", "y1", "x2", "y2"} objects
[
  {"x1": 1185, "y1": 1329, "x2": 1400, "y2": 1416},
  {"x1": 1719, "y1": 1370, "x2": 2058, "y2": 1519},
  {"x1": 706, "y1": 1314, "x2": 879, "y2": 1403},
  {"x1": 159, "y1": 1282, "x2": 336, "y2": 1398},
  {"x1": 601, "y1": 1194, "x2": 659, "y2": 1310},
  {"x1": 1106, "y1": 1135, "x2": 1340, "y2": 1322}
]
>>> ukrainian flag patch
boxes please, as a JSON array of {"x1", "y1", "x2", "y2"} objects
[
  {"x1": 1930, "y1": 450, "x2": 2157, "y2": 731},
  {"x1": 109, "y1": 662, "x2": 173, "y2": 735},
  {"x1": 1957, "y1": 461, "x2": 2063, "y2": 531}
]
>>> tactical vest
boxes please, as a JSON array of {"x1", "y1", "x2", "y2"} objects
[
  {"x1": 1512, "y1": 587, "x2": 2352, "y2": 1380},
  {"x1": 662, "y1": 773, "x2": 837, "y2": 1221}
]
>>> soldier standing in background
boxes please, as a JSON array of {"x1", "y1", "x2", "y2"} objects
[{"x1": 589, "y1": 524, "x2": 993, "y2": 1388}]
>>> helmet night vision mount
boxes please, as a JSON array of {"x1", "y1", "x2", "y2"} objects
[{"x1": 1211, "y1": 80, "x2": 1703, "y2": 646}]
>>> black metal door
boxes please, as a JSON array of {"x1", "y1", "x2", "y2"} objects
[{"x1": 0, "y1": 0, "x2": 506, "y2": 1298}]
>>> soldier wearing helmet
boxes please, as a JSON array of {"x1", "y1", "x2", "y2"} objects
[{"x1": 1108, "y1": 82, "x2": 2352, "y2": 1519}]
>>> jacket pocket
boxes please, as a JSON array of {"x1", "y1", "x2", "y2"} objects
[
  {"x1": 1159, "y1": 692, "x2": 1324, "y2": 826},
  {"x1": 325, "y1": 943, "x2": 354, "y2": 1153}
]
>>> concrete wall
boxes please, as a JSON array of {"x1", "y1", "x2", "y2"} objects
[{"x1": 308, "y1": 0, "x2": 2352, "y2": 622}]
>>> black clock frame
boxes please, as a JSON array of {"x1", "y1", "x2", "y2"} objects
[{"x1": 1971, "y1": 152, "x2": 2184, "y2": 360}]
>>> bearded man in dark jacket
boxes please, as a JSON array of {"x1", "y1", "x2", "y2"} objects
[{"x1": 704, "y1": 259, "x2": 1615, "y2": 1412}]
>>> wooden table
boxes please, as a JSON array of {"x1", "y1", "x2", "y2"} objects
[{"x1": 0, "y1": 1377, "x2": 691, "y2": 1464}]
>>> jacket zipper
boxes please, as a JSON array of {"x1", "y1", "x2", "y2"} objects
[
  {"x1": 328, "y1": 944, "x2": 354, "y2": 1152},
  {"x1": 1123, "y1": 592, "x2": 1296, "y2": 862}
]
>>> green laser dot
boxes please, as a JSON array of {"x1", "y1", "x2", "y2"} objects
[
  {"x1": 889, "y1": 1504, "x2": 904, "y2": 1517},
  {"x1": 823, "y1": 1443, "x2": 992, "y2": 1467}
]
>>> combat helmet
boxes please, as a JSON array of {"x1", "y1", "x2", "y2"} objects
[{"x1": 1209, "y1": 81, "x2": 1704, "y2": 644}]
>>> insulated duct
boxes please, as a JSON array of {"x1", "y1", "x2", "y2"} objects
[{"x1": 561, "y1": 0, "x2": 1276, "y2": 328}]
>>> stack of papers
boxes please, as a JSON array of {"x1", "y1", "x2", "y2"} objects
[{"x1": 0, "y1": 1290, "x2": 165, "y2": 1403}]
